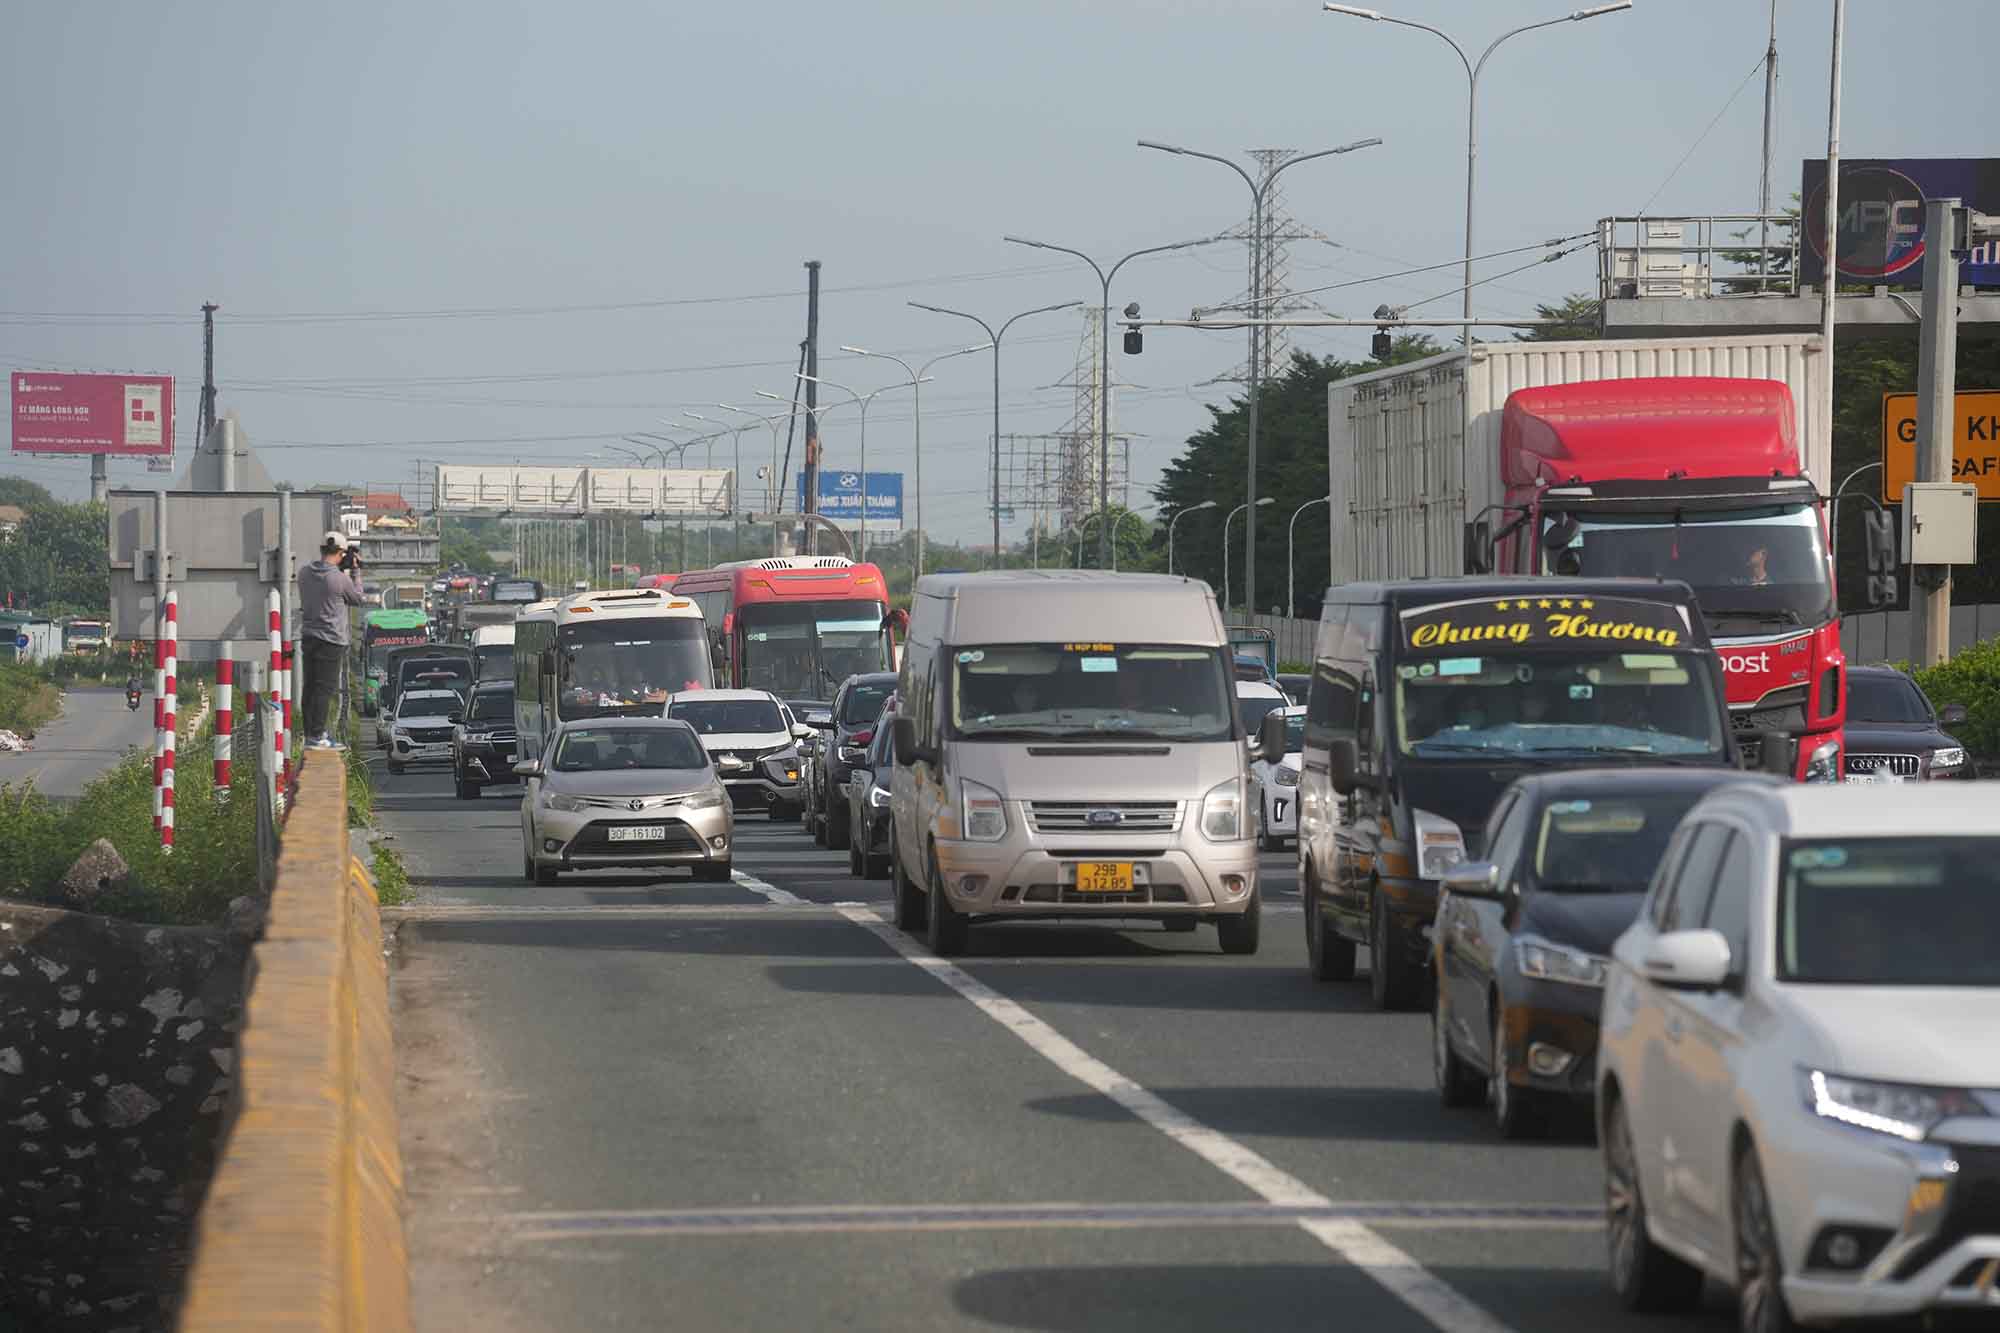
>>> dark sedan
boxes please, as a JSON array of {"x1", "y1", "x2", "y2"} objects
[
  {"x1": 1842, "y1": 663, "x2": 1974, "y2": 783},
  {"x1": 1431, "y1": 767, "x2": 1782, "y2": 1139},
  {"x1": 804, "y1": 672, "x2": 897, "y2": 851},
  {"x1": 844, "y1": 712, "x2": 896, "y2": 880}
]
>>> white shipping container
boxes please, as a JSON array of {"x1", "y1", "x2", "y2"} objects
[{"x1": 1325, "y1": 333, "x2": 1827, "y2": 587}]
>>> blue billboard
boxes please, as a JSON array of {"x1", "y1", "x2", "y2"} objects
[
  {"x1": 1800, "y1": 158, "x2": 2000, "y2": 288},
  {"x1": 796, "y1": 470, "x2": 903, "y2": 528}
]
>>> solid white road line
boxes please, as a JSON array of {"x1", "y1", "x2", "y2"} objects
[
  {"x1": 836, "y1": 904, "x2": 1516, "y2": 1333},
  {"x1": 732, "y1": 867, "x2": 804, "y2": 905}
]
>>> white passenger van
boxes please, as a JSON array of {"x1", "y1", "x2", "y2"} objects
[{"x1": 889, "y1": 571, "x2": 1264, "y2": 956}]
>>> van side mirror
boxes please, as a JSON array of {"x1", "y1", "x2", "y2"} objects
[
  {"x1": 1641, "y1": 928, "x2": 1733, "y2": 990},
  {"x1": 1754, "y1": 731, "x2": 1798, "y2": 776},
  {"x1": 892, "y1": 716, "x2": 927, "y2": 767},
  {"x1": 511, "y1": 759, "x2": 541, "y2": 779},
  {"x1": 1440, "y1": 861, "x2": 1505, "y2": 902},
  {"x1": 1940, "y1": 702, "x2": 1968, "y2": 727},
  {"x1": 1860, "y1": 504, "x2": 1898, "y2": 611},
  {"x1": 1329, "y1": 738, "x2": 1365, "y2": 796},
  {"x1": 1257, "y1": 712, "x2": 1288, "y2": 763},
  {"x1": 1462, "y1": 519, "x2": 1493, "y2": 575}
]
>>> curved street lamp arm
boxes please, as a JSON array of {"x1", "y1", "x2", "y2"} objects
[
  {"x1": 1002, "y1": 236, "x2": 1106, "y2": 286},
  {"x1": 999, "y1": 299, "x2": 1083, "y2": 339},
  {"x1": 908, "y1": 302, "x2": 998, "y2": 343},
  {"x1": 1106, "y1": 234, "x2": 1228, "y2": 285}
]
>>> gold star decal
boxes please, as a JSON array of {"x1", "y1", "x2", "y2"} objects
[
  {"x1": 1580, "y1": 599, "x2": 1594, "y2": 610},
  {"x1": 1494, "y1": 601, "x2": 1512, "y2": 611},
  {"x1": 1558, "y1": 598, "x2": 1574, "y2": 609},
  {"x1": 1537, "y1": 599, "x2": 1552, "y2": 609}
]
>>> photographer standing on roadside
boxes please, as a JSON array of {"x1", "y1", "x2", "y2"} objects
[{"x1": 299, "y1": 531, "x2": 368, "y2": 749}]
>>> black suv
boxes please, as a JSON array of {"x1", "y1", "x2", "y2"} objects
[
  {"x1": 452, "y1": 681, "x2": 519, "y2": 800},
  {"x1": 804, "y1": 672, "x2": 897, "y2": 850},
  {"x1": 1841, "y1": 664, "x2": 1973, "y2": 783}
]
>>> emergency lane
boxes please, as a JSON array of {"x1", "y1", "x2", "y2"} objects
[{"x1": 377, "y1": 757, "x2": 1730, "y2": 1332}]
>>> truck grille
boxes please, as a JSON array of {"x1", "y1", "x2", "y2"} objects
[
  {"x1": 1845, "y1": 753, "x2": 1920, "y2": 779},
  {"x1": 1027, "y1": 801, "x2": 1181, "y2": 834}
]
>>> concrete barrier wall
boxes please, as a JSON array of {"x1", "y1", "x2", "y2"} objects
[{"x1": 175, "y1": 755, "x2": 410, "y2": 1332}]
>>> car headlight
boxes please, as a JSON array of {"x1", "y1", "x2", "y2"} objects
[
  {"x1": 1932, "y1": 746, "x2": 1967, "y2": 770},
  {"x1": 1515, "y1": 934, "x2": 1610, "y2": 989},
  {"x1": 1274, "y1": 767, "x2": 1299, "y2": 788},
  {"x1": 684, "y1": 784, "x2": 727, "y2": 811},
  {"x1": 1803, "y1": 739, "x2": 1841, "y2": 784},
  {"x1": 1412, "y1": 808, "x2": 1467, "y2": 880},
  {"x1": 838, "y1": 745, "x2": 869, "y2": 764},
  {"x1": 1800, "y1": 1069, "x2": 1986, "y2": 1142},
  {"x1": 1199, "y1": 776, "x2": 1246, "y2": 841},
  {"x1": 465, "y1": 731, "x2": 493, "y2": 744},
  {"x1": 545, "y1": 792, "x2": 586, "y2": 812},
  {"x1": 961, "y1": 778, "x2": 1007, "y2": 841},
  {"x1": 867, "y1": 783, "x2": 892, "y2": 809}
]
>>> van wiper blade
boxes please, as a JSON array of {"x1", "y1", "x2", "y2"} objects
[
  {"x1": 960, "y1": 726, "x2": 1090, "y2": 740},
  {"x1": 1410, "y1": 741, "x2": 1507, "y2": 756}
]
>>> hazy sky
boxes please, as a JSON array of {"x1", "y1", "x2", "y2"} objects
[{"x1": 5, "y1": 1, "x2": 1995, "y2": 543}]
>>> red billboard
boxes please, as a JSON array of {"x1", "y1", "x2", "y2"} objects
[{"x1": 10, "y1": 372, "x2": 175, "y2": 456}]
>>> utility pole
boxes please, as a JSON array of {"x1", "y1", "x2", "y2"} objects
[
  {"x1": 1910, "y1": 196, "x2": 1963, "y2": 668},
  {"x1": 1756, "y1": 0, "x2": 1778, "y2": 281},
  {"x1": 802, "y1": 260, "x2": 822, "y2": 555},
  {"x1": 199, "y1": 303, "x2": 219, "y2": 443}
]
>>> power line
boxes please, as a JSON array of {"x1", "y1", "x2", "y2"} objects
[{"x1": 1633, "y1": 52, "x2": 1769, "y2": 216}]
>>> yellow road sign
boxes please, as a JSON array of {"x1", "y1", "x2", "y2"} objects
[{"x1": 1882, "y1": 390, "x2": 2000, "y2": 502}]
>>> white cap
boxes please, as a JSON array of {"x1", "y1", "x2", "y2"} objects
[{"x1": 322, "y1": 530, "x2": 348, "y2": 551}]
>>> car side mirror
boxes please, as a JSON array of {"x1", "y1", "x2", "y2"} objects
[
  {"x1": 1440, "y1": 861, "x2": 1505, "y2": 902},
  {"x1": 1257, "y1": 712, "x2": 1288, "y2": 764},
  {"x1": 1328, "y1": 737, "x2": 1366, "y2": 796},
  {"x1": 1754, "y1": 731, "x2": 1797, "y2": 776},
  {"x1": 511, "y1": 759, "x2": 541, "y2": 779},
  {"x1": 449, "y1": 712, "x2": 464, "y2": 723},
  {"x1": 1640, "y1": 928, "x2": 1733, "y2": 990},
  {"x1": 792, "y1": 722, "x2": 814, "y2": 740},
  {"x1": 810, "y1": 716, "x2": 836, "y2": 731},
  {"x1": 1940, "y1": 702, "x2": 1968, "y2": 727}
]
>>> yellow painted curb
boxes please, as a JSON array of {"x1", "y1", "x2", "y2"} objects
[{"x1": 178, "y1": 754, "x2": 411, "y2": 1332}]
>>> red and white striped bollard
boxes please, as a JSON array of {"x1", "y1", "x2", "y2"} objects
[
  {"x1": 161, "y1": 591, "x2": 177, "y2": 851},
  {"x1": 215, "y1": 658, "x2": 234, "y2": 791}
]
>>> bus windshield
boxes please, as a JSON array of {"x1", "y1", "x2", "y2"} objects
[
  {"x1": 557, "y1": 618, "x2": 709, "y2": 720},
  {"x1": 1559, "y1": 504, "x2": 1834, "y2": 634},
  {"x1": 1394, "y1": 649, "x2": 1726, "y2": 761},
  {"x1": 738, "y1": 600, "x2": 889, "y2": 700}
]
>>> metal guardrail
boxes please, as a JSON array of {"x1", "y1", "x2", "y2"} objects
[
  {"x1": 177, "y1": 755, "x2": 411, "y2": 1332},
  {"x1": 1597, "y1": 214, "x2": 1799, "y2": 302}
]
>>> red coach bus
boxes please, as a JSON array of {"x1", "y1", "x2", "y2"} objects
[{"x1": 671, "y1": 557, "x2": 899, "y2": 706}]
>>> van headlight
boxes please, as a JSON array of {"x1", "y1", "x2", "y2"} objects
[
  {"x1": 961, "y1": 778, "x2": 1007, "y2": 841},
  {"x1": 1413, "y1": 808, "x2": 1467, "y2": 879},
  {"x1": 1803, "y1": 739, "x2": 1841, "y2": 784},
  {"x1": 1199, "y1": 777, "x2": 1246, "y2": 841},
  {"x1": 685, "y1": 784, "x2": 727, "y2": 811}
]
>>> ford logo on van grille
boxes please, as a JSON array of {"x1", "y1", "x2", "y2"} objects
[{"x1": 1085, "y1": 809, "x2": 1123, "y2": 827}]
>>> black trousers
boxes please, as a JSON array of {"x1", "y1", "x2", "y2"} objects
[{"x1": 301, "y1": 635, "x2": 346, "y2": 738}]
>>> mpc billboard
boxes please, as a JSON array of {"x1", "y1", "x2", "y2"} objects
[
  {"x1": 12, "y1": 371, "x2": 175, "y2": 456},
  {"x1": 1800, "y1": 158, "x2": 2000, "y2": 288},
  {"x1": 797, "y1": 471, "x2": 903, "y2": 531}
]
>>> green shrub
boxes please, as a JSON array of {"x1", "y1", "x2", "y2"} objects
[
  {"x1": 0, "y1": 662, "x2": 61, "y2": 733},
  {"x1": 371, "y1": 843, "x2": 411, "y2": 907},
  {"x1": 1910, "y1": 637, "x2": 2000, "y2": 758}
]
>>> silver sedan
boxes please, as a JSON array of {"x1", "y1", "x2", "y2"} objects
[{"x1": 516, "y1": 717, "x2": 733, "y2": 886}]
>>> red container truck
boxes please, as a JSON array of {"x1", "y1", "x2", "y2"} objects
[{"x1": 1326, "y1": 334, "x2": 1893, "y2": 780}]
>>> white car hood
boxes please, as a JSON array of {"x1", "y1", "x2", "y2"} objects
[
  {"x1": 1782, "y1": 985, "x2": 2000, "y2": 1087},
  {"x1": 694, "y1": 730, "x2": 788, "y2": 755}
]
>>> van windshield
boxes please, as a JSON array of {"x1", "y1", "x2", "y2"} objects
[
  {"x1": 1394, "y1": 650, "x2": 1725, "y2": 760},
  {"x1": 950, "y1": 643, "x2": 1235, "y2": 742}
]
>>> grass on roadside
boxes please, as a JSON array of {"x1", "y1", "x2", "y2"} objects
[
  {"x1": 0, "y1": 661, "x2": 62, "y2": 735},
  {"x1": 371, "y1": 842, "x2": 411, "y2": 907}
]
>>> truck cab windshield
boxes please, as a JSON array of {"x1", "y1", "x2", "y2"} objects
[
  {"x1": 1395, "y1": 649, "x2": 1725, "y2": 761},
  {"x1": 1551, "y1": 504, "x2": 1833, "y2": 633}
]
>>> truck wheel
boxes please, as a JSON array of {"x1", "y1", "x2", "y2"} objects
[
  {"x1": 1216, "y1": 890, "x2": 1260, "y2": 955},
  {"x1": 1368, "y1": 883, "x2": 1423, "y2": 1011}
]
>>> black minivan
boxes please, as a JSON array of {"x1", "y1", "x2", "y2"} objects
[{"x1": 1277, "y1": 577, "x2": 1756, "y2": 1011}]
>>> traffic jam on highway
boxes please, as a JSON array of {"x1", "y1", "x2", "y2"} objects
[{"x1": 369, "y1": 406, "x2": 1999, "y2": 1333}]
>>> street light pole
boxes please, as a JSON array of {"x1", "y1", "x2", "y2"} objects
[
  {"x1": 1830, "y1": 460, "x2": 1882, "y2": 571},
  {"x1": 796, "y1": 374, "x2": 924, "y2": 565},
  {"x1": 1110, "y1": 505, "x2": 1154, "y2": 572},
  {"x1": 1287, "y1": 495, "x2": 1331, "y2": 619},
  {"x1": 910, "y1": 299, "x2": 1080, "y2": 568},
  {"x1": 840, "y1": 342, "x2": 989, "y2": 579},
  {"x1": 1168, "y1": 500, "x2": 1217, "y2": 576},
  {"x1": 1224, "y1": 496, "x2": 1272, "y2": 608},
  {"x1": 1323, "y1": 3, "x2": 1629, "y2": 323},
  {"x1": 1001, "y1": 236, "x2": 1223, "y2": 569},
  {"x1": 1137, "y1": 137, "x2": 1380, "y2": 623}
]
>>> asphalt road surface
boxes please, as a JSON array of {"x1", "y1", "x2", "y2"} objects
[
  {"x1": 378, "y1": 754, "x2": 1742, "y2": 1333},
  {"x1": 0, "y1": 686, "x2": 154, "y2": 799}
]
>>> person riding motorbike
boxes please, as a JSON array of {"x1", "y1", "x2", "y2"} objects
[{"x1": 125, "y1": 672, "x2": 143, "y2": 711}]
